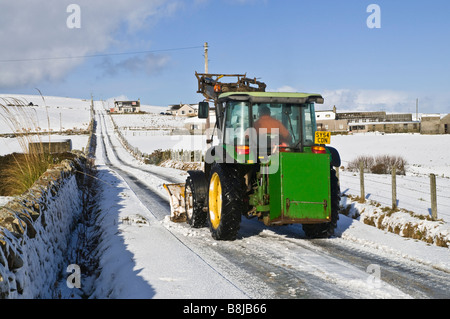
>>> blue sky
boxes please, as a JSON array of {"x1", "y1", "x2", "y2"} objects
[{"x1": 1, "y1": 0, "x2": 449, "y2": 113}]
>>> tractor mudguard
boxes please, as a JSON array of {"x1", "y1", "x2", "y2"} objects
[
  {"x1": 185, "y1": 170, "x2": 209, "y2": 227},
  {"x1": 326, "y1": 146, "x2": 341, "y2": 167},
  {"x1": 186, "y1": 170, "x2": 208, "y2": 203}
]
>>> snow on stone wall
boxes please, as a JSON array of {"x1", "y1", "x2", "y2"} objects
[{"x1": 0, "y1": 157, "x2": 87, "y2": 298}]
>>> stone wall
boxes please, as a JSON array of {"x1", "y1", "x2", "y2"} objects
[
  {"x1": 28, "y1": 139, "x2": 72, "y2": 154},
  {"x1": 0, "y1": 154, "x2": 89, "y2": 298}
]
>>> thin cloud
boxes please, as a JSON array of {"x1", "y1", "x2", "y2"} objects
[
  {"x1": 321, "y1": 89, "x2": 416, "y2": 113},
  {"x1": 99, "y1": 53, "x2": 171, "y2": 77},
  {"x1": 0, "y1": 0, "x2": 181, "y2": 88},
  {"x1": 274, "y1": 85, "x2": 297, "y2": 93}
]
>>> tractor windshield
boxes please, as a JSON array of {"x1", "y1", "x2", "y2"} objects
[{"x1": 224, "y1": 101, "x2": 316, "y2": 149}]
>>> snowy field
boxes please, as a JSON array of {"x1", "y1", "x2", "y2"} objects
[
  {"x1": 0, "y1": 135, "x2": 90, "y2": 156},
  {"x1": 333, "y1": 133, "x2": 450, "y2": 178},
  {"x1": 119, "y1": 133, "x2": 206, "y2": 154},
  {"x1": 0, "y1": 94, "x2": 91, "y2": 134},
  {"x1": 111, "y1": 111, "x2": 185, "y2": 131},
  {"x1": 0, "y1": 94, "x2": 92, "y2": 156}
]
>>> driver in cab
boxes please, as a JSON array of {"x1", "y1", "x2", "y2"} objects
[{"x1": 253, "y1": 105, "x2": 291, "y2": 145}]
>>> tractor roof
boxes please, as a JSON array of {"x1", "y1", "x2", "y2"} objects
[{"x1": 218, "y1": 92, "x2": 324, "y2": 104}]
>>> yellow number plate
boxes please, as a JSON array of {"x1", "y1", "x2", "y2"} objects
[{"x1": 314, "y1": 131, "x2": 331, "y2": 144}]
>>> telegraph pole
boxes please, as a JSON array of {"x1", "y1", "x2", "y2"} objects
[
  {"x1": 204, "y1": 42, "x2": 209, "y2": 74},
  {"x1": 416, "y1": 98, "x2": 419, "y2": 121},
  {"x1": 204, "y1": 42, "x2": 211, "y2": 144}
]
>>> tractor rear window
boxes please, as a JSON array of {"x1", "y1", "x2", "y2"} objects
[
  {"x1": 251, "y1": 103, "x2": 316, "y2": 148},
  {"x1": 224, "y1": 101, "x2": 316, "y2": 149}
]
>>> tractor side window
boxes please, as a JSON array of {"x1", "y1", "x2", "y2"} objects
[
  {"x1": 303, "y1": 103, "x2": 315, "y2": 146},
  {"x1": 224, "y1": 101, "x2": 250, "y2": 146},
  {"x1": 284, "y1": 105, "x2": 300, "y2": 146}
]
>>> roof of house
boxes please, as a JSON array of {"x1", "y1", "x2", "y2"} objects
[
  {"x1": 169, "y1": 104, "x2": 197, "y2": 111},
  {"x1": 115, "y1": 100, "x2": 140, "y2": 106}
]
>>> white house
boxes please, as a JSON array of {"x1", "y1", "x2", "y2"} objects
[
  {"x1": 316, "y1": 110, "x2": 336, "y2": 120},
  {"x1": 167, "y1": 104, "x2": 198, "y2": 117},
  {"x1": 111, "y1": 100, "x2": 141, "y2": 113},
  {"x1": 185, "y1": 113, "x2": 216, "y2": 134}
]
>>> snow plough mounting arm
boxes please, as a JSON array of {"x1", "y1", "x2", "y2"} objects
[{"x1": 195, "y1": 72, "x2": 266, "y2": 102}]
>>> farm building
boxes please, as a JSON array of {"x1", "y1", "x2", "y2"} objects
[
  {"x1": 441, "y1": 114, "x2": 450, "y2": 134},
  {"x1": 316, "y1": 107, "x2": 417, "y2": 134},
  {"x1": 315, "y1": 106, "x2": 450, "y2": 134},
  {"x1": 420, "y1": 114, "x2": 450, "y2": 134},
  {"x1": 316, "y1": 107, "x2": 348, "y2": 133},
  {"x1": 348, "y1": 121, "x2": 420, "y2": 133},
  {"x1": 184, "y1": 115, "x2": 216, "y2": 134}
]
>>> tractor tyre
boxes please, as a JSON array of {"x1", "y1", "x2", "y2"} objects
[
  {"x1": 185, "y1": 171, "x2": 208, "y2": 228},
  {"x1": 302, "y1": 168, "x2": 340, "y2": 238},
  {"x1": 207, "y1": 163, "x2": 244, "y2": 241}
]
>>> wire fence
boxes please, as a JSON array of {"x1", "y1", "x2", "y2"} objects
[{"x1": 338, "y1": 159, "x2": 450, "y2": 222}]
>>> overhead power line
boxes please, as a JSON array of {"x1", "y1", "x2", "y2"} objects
[{"x1": 0, "y1": 45, "x2": 204, "y2": 63}]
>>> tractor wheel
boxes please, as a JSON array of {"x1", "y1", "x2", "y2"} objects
[
  {"x1": 302, "y1": 168, "x2": 340, "y2": 238},
  {"x1": 185, "y1": 171, "x2": 208, "y2": 228},
  {"x1": 207, "y1": 164, "x2": 244, "y2": 240}
]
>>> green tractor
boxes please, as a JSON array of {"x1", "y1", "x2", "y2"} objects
[{"x1": 164, "y1": 73, "x2": 341, "y2": 240}]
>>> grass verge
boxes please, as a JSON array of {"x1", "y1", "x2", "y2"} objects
[
  {"x1": 0, "y1": 95, "x2": 74, "y2": 196},
  {"x1": 341, "y1": 194, "x2": 449, "y2": 248}
]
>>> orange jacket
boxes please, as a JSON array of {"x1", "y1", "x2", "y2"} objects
[{"x1": 254, "y1": 115, "x2": 291, "y2": 144}]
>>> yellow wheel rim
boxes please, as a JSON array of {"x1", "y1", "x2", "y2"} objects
[{"x1": 209, "y1": 172, "x2": 222, "y2": 229}]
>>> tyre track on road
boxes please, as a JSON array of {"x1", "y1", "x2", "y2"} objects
[
  {"x1": 97, "y1": 112, "x2": 175, "y2": 220},
  {"x1": 98, "y1": 112, "x2": 182, "y2": 183}
]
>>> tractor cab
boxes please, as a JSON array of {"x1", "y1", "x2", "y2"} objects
[{"x1": 204, "y1": 92, "x2": 325, "y2": 164}]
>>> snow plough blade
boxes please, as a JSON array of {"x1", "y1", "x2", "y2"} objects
[{"x1": 163, "y1": 183, "x2": 187, "y2": 223}]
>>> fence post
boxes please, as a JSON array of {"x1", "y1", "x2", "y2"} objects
[
  {"x1": 183, "y1": 150, "x2": 191, "y2": 162},
  {"x1": 194, "y1": 150, "x2": 202, "y2": 162},
  {"x1": 391, "y1": 166, "x2": 397, "y2": 210},
  {"x1": 359, "y1": 161, "x2": 365, "y2": 203},
  {"x1": 430, "y1": 173, "x2": 438, "y2": 220}
]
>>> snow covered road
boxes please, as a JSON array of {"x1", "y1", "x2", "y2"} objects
[
  {"x1": 90, "y1": 105, "x2": 450, "y2": 299},
  {"x1": 92, "y1": 110, "x2": 248, "y2": 298}
]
